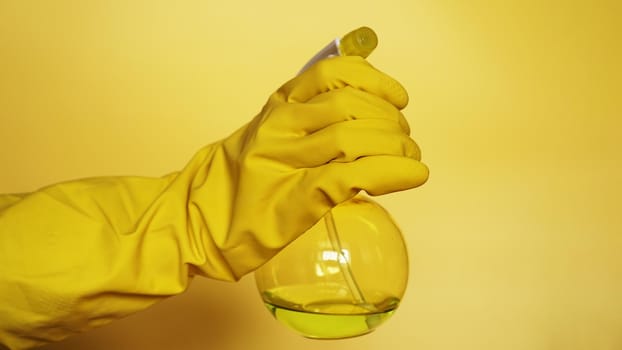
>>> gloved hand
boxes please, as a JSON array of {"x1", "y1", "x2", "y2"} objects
[
  {"x1": 0, "y1": 56, "x2": 428, "y2": 349},
  {"x1": 203, "y1": 55, "x2": 428, "y2": 278}
]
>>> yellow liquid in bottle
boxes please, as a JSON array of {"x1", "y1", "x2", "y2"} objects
[{"x1": 262, "y1": 284, "x2": 399, "y2": 339}]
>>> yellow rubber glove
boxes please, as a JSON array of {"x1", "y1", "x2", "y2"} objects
[{"x1": 0, "y1": 56, "x2": 428, "y2": 349}]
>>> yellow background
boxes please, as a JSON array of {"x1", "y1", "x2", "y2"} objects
[{"x1": 1, "y1": 0, "x2": 620, "y2": 349}]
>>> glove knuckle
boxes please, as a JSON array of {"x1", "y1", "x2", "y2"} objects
[
  {"x1": 331, "y1": 126, "x2": 347, "y2": 147},
  {"x1": 267, "y1": 102, "x2": 299, "y2": 127},
  {"x1": 328, "y1": 94, "x2": 349, "y2": 115},
  {"x1": 326, "y1": 87, "x2": 359, "y2": 115},
  {"x1": 269, "y1": 101, "x2": 290, "y2": 118},
  {"x1": 310, "y1": 58, "x2": 335, "y2": 81}
]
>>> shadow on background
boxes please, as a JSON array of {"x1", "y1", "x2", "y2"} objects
[{"x1": 37, "y1": 276, "x2": 272, "y2": 350}]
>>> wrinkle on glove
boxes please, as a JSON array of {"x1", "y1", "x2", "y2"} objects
[{"x1": 0, "y1": 56, "x2": 428, "y2": 350}]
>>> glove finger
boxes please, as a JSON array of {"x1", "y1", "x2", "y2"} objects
[
  {"x1": 277, "y1": 56, "x2": 409, "y2": 109},
  {"x1": 269, "y1": 87, "x2": 410, "y2": 135},
  {"x1": 264, "y1": 119, "x2": 420, "y2": 168},
  {"x1": 304, "y1": 156, "x2": 429, "y2": 208}
]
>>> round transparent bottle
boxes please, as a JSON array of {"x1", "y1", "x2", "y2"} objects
[
  {"x1": 255, "y1": 27, "x2": 408, "y2": 339},
  {"x1": 254, "y1": 195, "x2": 409, "y2": 339}
]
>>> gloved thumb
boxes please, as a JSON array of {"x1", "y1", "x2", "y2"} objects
[{"x1": 306, "y1": 155, "x2": 429, "y2": 207}]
